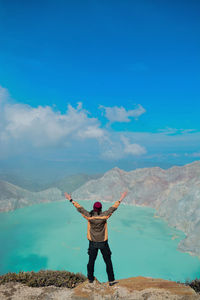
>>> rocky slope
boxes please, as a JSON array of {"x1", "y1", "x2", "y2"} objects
[
  {"x1": 72, "y1": 161, "x2": 200, "y2": 257},
  {"x1": 0, "y1": 180, "x2": 63, "y2": 212},
  {"x1": 0, "y1": 173, "x2": 101, "y2": 211},
  {"x1": 0, "y1": 277, "x2": 199, "y2": 300}
]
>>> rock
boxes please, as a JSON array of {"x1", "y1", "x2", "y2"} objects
[
  {"x1": 0, "y1": 277, "x2": 199, "y2": 300},
  {"x1": 73, "y1": 276, "x2": 199, "y2": 299},
  {"x1": 0, "y1": 281, "x2": 73, "y2": 300},
  {"x1": 0, "y1": 180, "x2": 63, "y2": 212}
]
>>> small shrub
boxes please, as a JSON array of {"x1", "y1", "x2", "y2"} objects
[
  {"x1": 185, "y1": 278, "x2": 200, "y2": 293},
  {"x1": 0, "y1": 270, "x2": 87, "y2": 288}
]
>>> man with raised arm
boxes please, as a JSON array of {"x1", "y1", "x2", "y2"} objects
[{"x1": 65, "y1": 191, "x2": 127, "y2": 286}]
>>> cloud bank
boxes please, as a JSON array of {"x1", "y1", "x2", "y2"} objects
[
  {"x1": 1, "y1": 86, "x2": 199, "y2": 165},
  {"x1": 4, "y1": 103, "x2": 104, "y2": 145},
  {"x1": 0, "y1": 86, "x2": 146, "y2": 160}
]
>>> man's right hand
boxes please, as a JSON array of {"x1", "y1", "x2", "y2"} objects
[
  {"x1": 64, "y1": 192, "x2": 72, "y2": 201},
  {"x1": 119, "y1": 191, "x2": 128, "y2": 202}
]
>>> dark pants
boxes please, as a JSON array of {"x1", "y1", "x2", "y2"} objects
[{"x1": 87, "y1": 240, "x2": 115, "y2": 282}]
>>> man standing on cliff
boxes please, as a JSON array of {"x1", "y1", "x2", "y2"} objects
[{"x1": 65, "y1": 191, "x2": 127, "y2": 286}]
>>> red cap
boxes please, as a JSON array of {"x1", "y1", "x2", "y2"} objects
[{"x1": 93, "y1": 201, "x2": 102, "y2": 211}]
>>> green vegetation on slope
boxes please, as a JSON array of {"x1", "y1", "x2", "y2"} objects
[
  {"x1": 1, "y1": 270, "x2": 200, "y2": 294},
  {"x1": 0, "y1": 270, "x2": 87, "y2": 288}
]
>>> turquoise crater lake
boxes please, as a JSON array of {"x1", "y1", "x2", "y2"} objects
[{"x1": 0, "y1": 200, "x2": 200, "y2": 283}]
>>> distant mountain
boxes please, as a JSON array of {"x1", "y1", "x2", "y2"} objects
[
  {"x1": 0, "y1": 181, "x2": 63, "y2": 212},
  {"x1": 0, "y1": 173, "x2": 102, "y2": 192},
  {"x1": 72, "y1": 161, "x2": 200, "y2": 257},
  {"x1": 0, "y1": 173, "x2": 102, "y2": 212},
  {"x1": 0, "y1": 173, "x2": 49, "y2": 192},
  {"x1": 48, "y1": 173, "x2": 102, "y2": 193}
]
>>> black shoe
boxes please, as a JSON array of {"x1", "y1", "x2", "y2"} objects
[
  {"x1": 88, "y1": 279, "x2": 94, "y2": 283},
  {"x1": 109, "y1": 281, "x2": 118, "y2": 286}
]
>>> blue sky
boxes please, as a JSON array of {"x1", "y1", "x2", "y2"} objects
[{"x1": 0, "y1": 0, "x2": 200, "y2": 178}]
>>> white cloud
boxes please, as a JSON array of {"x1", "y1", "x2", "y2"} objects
[
  {"x1": 77, "y1": 125, "x2": 105, "y2": 139},
  {"x1": 158, "y1": 127, "x2": 196, "y2": 135},
  {"x1": 181, "y1": 129, "x2": 196, "y2": 134},
  {"x1": 185, "y1": 152, "x2": 200, "y2": 158},
  {"x1": 3, "y1": 103, "x2": 99, "y2": 146},
  {"x1": 121, "y1": 136, "x2": 147, "y2": 155},
  {"x1": 158, "y1": 127, "x2": 179, "y2": 135},
  {"x1": 100, "y1": 104, "x2": 146, "y2": 123},
  {"x1": 0, "y1": 87, "x2": 148, "y2": 161},
  {"x1": 0, "y1": 86, "x2": 9, "y2": 104},
  {"x1": 0, "y1": 88, "x2": 105, "y2": 154},
  {"x1": 99, "y1": 136, "x2": 123, "y2": 160},
  {"x1": 100, "y1": 134, "x2": 147, "y2": 160},
  {"x1": 192, "y1": 152, "x2": 200, "y2": 157}
]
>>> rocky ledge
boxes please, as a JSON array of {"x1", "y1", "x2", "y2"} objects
[{"x1": 1, "y1": 277, "x2": 200, "y2": 300}]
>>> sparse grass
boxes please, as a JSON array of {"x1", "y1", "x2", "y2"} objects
[{"x1": 0, "y1": 270, "x2": 87, "y2": 288}]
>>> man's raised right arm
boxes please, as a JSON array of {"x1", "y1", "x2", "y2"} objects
[{"x1": 103, "y1": 191, "x2": 128, "y2": 217}]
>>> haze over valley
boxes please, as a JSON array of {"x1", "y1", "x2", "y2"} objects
[{"x1": 1, "y1": 161, "x2": 200, "y2": 258}]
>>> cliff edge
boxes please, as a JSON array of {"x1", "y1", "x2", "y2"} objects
[{"x1": 1, "y1": 276, "x2": 199, "y2": 300}]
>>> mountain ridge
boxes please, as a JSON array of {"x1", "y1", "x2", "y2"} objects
[
  {"x1": 0, "y1": 180, "x2": 63, "y2": 212},
  {"x1": 72, "y1": 161, "x2": 200, "y2": 257},
  {"x1": 1, "y1": 161, "x2": 200, "y2": 257}
]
